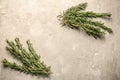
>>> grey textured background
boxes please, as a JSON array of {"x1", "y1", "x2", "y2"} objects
[{"x1": 0, "y1": 0, "x2": 120, "y2": 80}]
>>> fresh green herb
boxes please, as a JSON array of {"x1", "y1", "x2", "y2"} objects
[
  {"x1": 58, "y1": 3, "x2": 112, "y2": 38},
  {"x1": 2, "y1": 38, "x2": 51, "y2": 76}
]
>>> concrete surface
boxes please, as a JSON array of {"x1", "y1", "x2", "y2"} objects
[{"x1": 0, "y1": 0, "x2": 120, "y2": 80}]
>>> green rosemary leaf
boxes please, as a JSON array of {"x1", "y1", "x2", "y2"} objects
[
  {"x1": 58, "y1": 2, "x2": 113, "y2": 38},
  {"x1": 2, "y1": 38, "x2": 51, "y2": 76}
]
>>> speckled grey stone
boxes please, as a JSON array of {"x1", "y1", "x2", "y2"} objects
[{"x1": 0, "y1": 0, "x2": 120, "y2": 80}]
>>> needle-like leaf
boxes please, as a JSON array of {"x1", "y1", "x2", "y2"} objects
[
  {"x1": 2, "y1": 38, "x2": 51, "y2": 76},
  {"x1": 58, "y1": 2, "x2": 113, "y2": 38}
]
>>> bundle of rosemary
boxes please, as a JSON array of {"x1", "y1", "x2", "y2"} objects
[
  {"x1": 2, "y1": 38, "x2": 51, "y2": 76},
  {"x1": 58, "y1": 3, "x2": 113, "y2": 38}
]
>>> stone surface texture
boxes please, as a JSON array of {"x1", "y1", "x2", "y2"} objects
[{"x1": 0, "y1": 0, "x2": 120, "y2": 80}]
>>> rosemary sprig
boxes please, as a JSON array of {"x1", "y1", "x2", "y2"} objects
[
  {"x1": 58, "y1": 3, "x2": 113, "y2": 38},
  {"x1": 2, "y1": 38, "x2": 51, "y2": 76}
]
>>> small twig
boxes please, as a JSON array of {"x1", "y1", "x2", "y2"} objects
[
  {"x1": 58, "y1": 2, "x2": 113, "y2": 38},
  {"x1": 2, "y1": 38, "x2": 51, "y2": 76}
]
